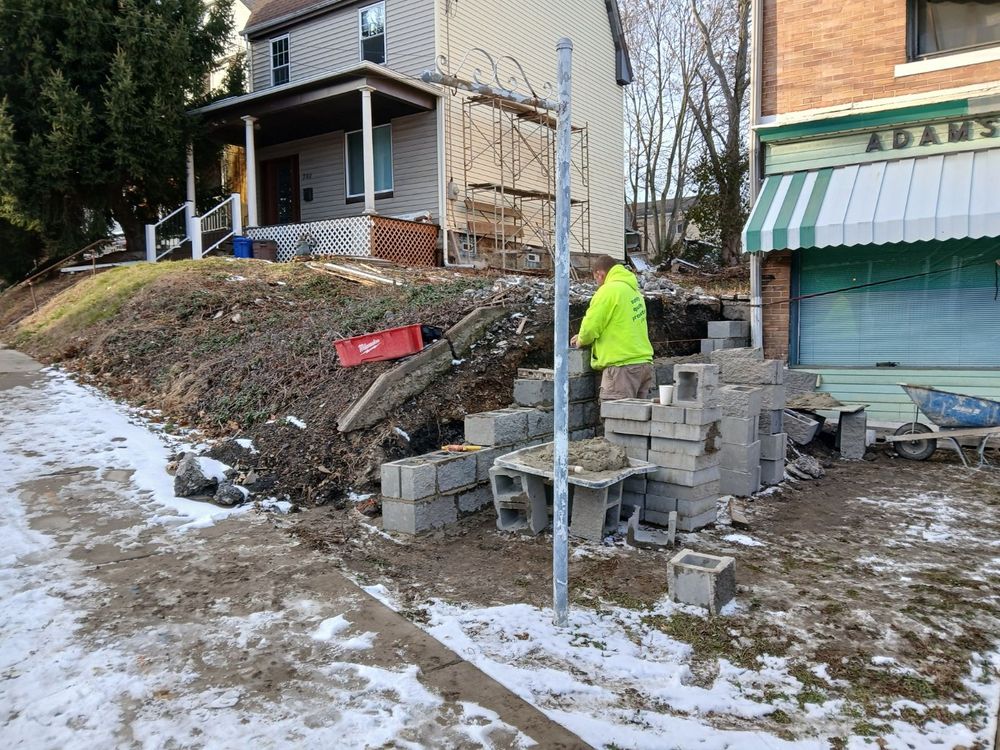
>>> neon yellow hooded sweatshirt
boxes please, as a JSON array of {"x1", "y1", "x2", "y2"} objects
[{"x1": 576, "y1": 264, "x2": 654, "y2": 370}]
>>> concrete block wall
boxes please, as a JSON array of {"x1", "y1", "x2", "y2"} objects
[
  {"x1": 701, "y1": 320, "x2": 750, "y2": 355},
  {"x1": 603, "y1": 363, "x2": 723, "y2": 532},
  {"x1": 380, "y1": 350, "x2": 603, "y2": 535}
]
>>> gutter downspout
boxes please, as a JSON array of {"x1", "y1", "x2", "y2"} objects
[{"x1": 748, "y1": 0, "x2": 764, "y2": 350}]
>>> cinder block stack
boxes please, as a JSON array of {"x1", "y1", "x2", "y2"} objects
[
  {"x1": 380, "y1": 348, "x2": 603, "y2": 534},
  {"x1": 701, "y1": 320, "x2": 750, "y2": 354},
  {"x1": 603, "y1": 363, "x2": 723, "y2": 532},
  {"x1": 712, "y1": 349, "x2": 788, "y2": 490},
  {"x1": 718, "y1": 384, "x2": 763, "y2": 496}
]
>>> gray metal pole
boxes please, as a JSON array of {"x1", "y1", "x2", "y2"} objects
[{"x1": 552, "y1": 37, "x2": 573, "y2": 627}]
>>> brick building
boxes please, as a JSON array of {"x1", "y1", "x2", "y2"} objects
[{"x1": 743, "y1": 0, "x2": 1000, "y2": 422}]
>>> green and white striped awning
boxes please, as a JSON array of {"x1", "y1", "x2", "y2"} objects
[{"x1": 742, "y1": 148, "x2": 1000, "y2": 253}]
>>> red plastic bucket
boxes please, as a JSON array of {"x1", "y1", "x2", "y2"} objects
[{"x1": 334, "y1": 324, "x2": 425, "y2": 367}]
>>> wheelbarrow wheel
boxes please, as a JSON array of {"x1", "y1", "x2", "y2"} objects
[{"x1": 893, "y1": 422, "x2": 937, "y2": 461}]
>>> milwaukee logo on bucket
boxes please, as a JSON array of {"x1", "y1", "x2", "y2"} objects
[
  {"x1": 333, "y1": 325, "x2": 424, "y2": 367},
  {"x1": 358, "y1": 339, "x2": 382, "y2": 355}
]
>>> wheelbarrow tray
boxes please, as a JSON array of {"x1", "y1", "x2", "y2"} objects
[{"x1": 900, "y1": 384, "x2": 1000, "y2": 429}]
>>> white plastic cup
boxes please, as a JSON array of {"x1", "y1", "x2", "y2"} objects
[{"x1": 659, "y1": 385, "x2": 674, "y2": 405}]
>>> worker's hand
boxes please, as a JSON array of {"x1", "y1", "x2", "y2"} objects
[{"x1": 570, "y1": 335, "x2": 580, "y2": 348}]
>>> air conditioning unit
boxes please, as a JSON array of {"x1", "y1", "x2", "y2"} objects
[{"x1": 524, "y1": 252, "x2": 542, "y2": 269}]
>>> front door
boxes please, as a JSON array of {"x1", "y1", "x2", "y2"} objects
[{"x1": 260, "y1": 155, "x2": 300, "y2": 225}]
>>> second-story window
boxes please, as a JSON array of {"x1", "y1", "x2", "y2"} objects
[
  {"x1": 271, "y1": 35, "x2": 290, "y2": 85},
  {"x1": 910, "y1": 0, "x2": 1000, "y2": 58},
  {"x1": 360, "y1": 2, "x2": 386, "y2": 64}
]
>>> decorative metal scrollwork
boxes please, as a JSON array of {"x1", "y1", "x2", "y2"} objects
[{"x1": 431, "y1": 48, "x2": 555, "y2": 106}]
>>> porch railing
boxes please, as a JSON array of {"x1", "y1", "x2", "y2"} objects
[
  {"x1": 144, "y1": 204, "x2": 189, "y2": 262},
  {"x1": 198, "y1": 194, "x2": 242, "y2": 258},
  {"x1": 247, "y1": 215, "x2": 438, "y2": 266}
]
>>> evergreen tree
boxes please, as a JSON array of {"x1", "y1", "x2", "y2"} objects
[{"x1": 0, "y1": 0, "x2": 233, "y2": 273}]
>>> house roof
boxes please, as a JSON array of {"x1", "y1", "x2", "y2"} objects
[{"x1": 605, "y1": 1, "x2": 633, "y2": 85}]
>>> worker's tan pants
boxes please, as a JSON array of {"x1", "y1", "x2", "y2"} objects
[{"x1": 599, "y1": 363, "x2": 655, "y2": 401}]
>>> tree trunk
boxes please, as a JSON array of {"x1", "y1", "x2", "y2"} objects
[{"x1": 110, "y1": 192, "x2": 148, "y2": 257}]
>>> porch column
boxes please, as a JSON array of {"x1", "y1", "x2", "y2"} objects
[
  {"x1": 185, "y1": 144, "x2": 196, "y2": 206},
  {"x1": 242, "y1": 115, "x2": 259, "y2": 227},
  {"x1": 360, "y1": 86, "x2": 377, "y2": 215}
]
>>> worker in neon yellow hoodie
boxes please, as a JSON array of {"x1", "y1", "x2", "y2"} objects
[{"x1": 571, "y1": 255, "x2": 654, "y2": 401}]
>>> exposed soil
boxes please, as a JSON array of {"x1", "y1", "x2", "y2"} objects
[{"x1": 288, "y1": 448, "x2": 1000, "y2": 743}]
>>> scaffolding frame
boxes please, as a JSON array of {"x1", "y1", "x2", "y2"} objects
[{"x1": 459, "y1": 93, "x2": 591, "y2": 273}]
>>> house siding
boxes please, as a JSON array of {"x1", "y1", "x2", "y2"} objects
[
  {"x1": 255, "y1": 110, "x2": 440, "y2": 222},
  {"x1": 249, "y1": 0, "x2": 435, "y2": 91},
  {"x1": 436, "y1": 0, "x2": 625, "y2": 259}
]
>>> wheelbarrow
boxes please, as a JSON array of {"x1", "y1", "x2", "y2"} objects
[{"x1": 886, "y1": 384, "x2": 1000, "y2": 467}]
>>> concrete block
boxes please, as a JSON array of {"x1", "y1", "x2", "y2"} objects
[
  {"x1": 676, "y1": 508, "x2": 719, "y2": 533},
  {"x1": 700, "y1": 338, "x2": 718, "y2": 354},
  {"x1": 421, "y1": 451, "x2": 478, "y2": 493},
  {"x1": 514, "y1": 378, "x2": 554, "y2": 407},
  {"x1": 601, "y1": 398, "x2": 653, "y2": 422},
  {"x1": 718, "y1": 385, "x2": 763, "y2": 419},
  {"x1": 397, "y1": 458, "x2": 437, "y2": 501},
  {"x1": 650, "y1": 465, "x2": 721, "y2": 487},
  {"x1": 758, "y1": 384, "x2": 787, "y2": 411},
  {"x1": 760, "y1": 458, "x2": 785, "y2": 486},
  {"x1": 569, "y1": 374, "x2": 598, "y2": 401},
  {"x1": 760, "y1": 433, "x2": 787, "y2": 461},
  {"x1": 644, "y1": 508, "x2": 677, "y2": 527},
  {"x1": 570, "y1": 401, "x2": 601, "y2": 430},
  {"x1": 605, "y1": 417, "x2": 651, "y2": 437},
  {"x1": 567, "y1": 347, "x2": 593, "y2": 376},
  {"x1": 720, "y1": 441, "x2": 761, "y2": 473},
  {"x1": 623, "y1": 444, "x2": 649, "y2": 462},
  {"x1": 708, "y1": 320, "x2": 750, "y2": 339},
  {"x1": 719, "y1": 359, "x2": 784, "y2": 385},
  {"x1": 719, "y1": 466, "x2": 762, "y2": 497},
  {"x1": 650, "y1": 421, "x2": 721, "y2": 443},
  {"x1": 476, "y1": 446, "x2": 508, "y2": 482},
  {"x1": 648, "y1": 449, "x2": 721, "y2": 473},
  {"x1": 570, "y1": 427, "x2": 598, "y2": 441},
  {"x1": 380, "y1": 462, "x2": 401, "y2": 498},
  {"x1": 838, "y1": 409, "x2": 868, "y2": 460},
  {"x1": 654, "y1": 361, "x2": 675, "y2": 385},
  {"x1": 650, "y1": 435, "x2": 721, "y2": 456},
  {"x1": 758, "y1": 409, "x2": 784, "y2": 436},
  {"x1": 648, "y1": 479, "x2": 720, "y2": 502},
  {"x1": 783, "y1": 409, "x2": 821, "y2": 445},
  {"x1": 720, "y1": 416, "x2": 758, "y2": 446},
  {"x1": 669, "y1": 550, "x2": 736, "y2": 614},
  {"x1": 526, "y1": 409, "x2": 554, "y2": 439},
  {"x1": 490, "y1": 467, "x2": 548, "y2": 533},
  {"x1": 718, "y1": 337, "x2": 750, "y2": 349},
  {"x1": 676, "y1": 496, "x2": 719, "y2": 518},
  {"x1": 570, "y1": 485, "x2": 620, "y2": 541},
  {"x1": 464, "y1": 408, "x2": 531, "y2": 446},
  {"x1": 621, "y1": 491, "x2": 645, "y2": 518},
  {"x1": 645, "y1": 494, "x2": 677, "y2": 514},
  {"x1": 650, "y1": 404, "x2": 686, "y2": 424},
  {"x1": 604, "y1": 431, "x2": 649, "y2": 451},
  {"x1": 709, "y1": 347, "x2": 764, "y2": 365},
  {"x1": 673, "y1": 364, "x2": 721, "y2": 408},
  {"x1": 684, "y1": 406, "x2": 722, "y2": 426},
  {"x1": 383, "y1": 495, "x2": 458, "y2": 535},
  {"x1": 624, "y1": 476, "x2": 647, "y2": 494},
  {"x1": 458, "y1": 485, "x2": 494, "y2": 514},
  {"x1": 784, "y1": 368, "x2": 819, "y2": 396}
]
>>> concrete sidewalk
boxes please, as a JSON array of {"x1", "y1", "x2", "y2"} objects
[{"x1": 0, "y1": 345, "x2": 588, "y2": 749}]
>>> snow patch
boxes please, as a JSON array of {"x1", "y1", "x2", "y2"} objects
[{"x1": 285, "y1": 416, "x2": 307, "y2": 429}]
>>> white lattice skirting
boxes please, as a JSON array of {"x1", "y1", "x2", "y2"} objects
[{"x1": 247, "y1": 217, "x2": 372, "y2": 263}]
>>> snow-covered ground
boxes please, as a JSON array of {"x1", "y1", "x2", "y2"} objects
[{"x1": 0, "y1": 368, "x2": 532, "y2": 749}]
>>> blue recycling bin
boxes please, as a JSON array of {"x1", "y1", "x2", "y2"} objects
[{"x1": 233, "y1": 236, "x2": 253, "y2": 258}]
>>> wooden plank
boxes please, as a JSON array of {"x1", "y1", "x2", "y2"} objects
[
  {"x1": 465, "y1": 199, "x2": 523, "y2": 220},
  {"x1": 466, "y1": 220, "x2": 524, "y2": 238}
]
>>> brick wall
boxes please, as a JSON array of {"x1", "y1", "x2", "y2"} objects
[
  {"x1": 761, "y1": 0, "x2": 1000, "y2": 116},
  {"x1": 761, "y1": 251, "x2": 792, "y2": 361}
]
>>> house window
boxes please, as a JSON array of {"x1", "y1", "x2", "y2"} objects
[
  {"x1": 909, "y1": 0, "x2": 1000, "y2": 58},
  {"x1": 270, "y1": 35, "x2": 290, "y2": 85},
  {"x1": 360, "y1": 2, "x2": 386, "y2": 64},
  {"x1": 346, "y1": 124, "x2": 393, "y2": 198}
]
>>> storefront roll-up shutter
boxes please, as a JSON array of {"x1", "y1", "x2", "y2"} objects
[{"x1": 796, "y1": 239, "x2": 1000, "y2": 367}]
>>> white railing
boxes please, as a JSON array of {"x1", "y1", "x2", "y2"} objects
[
  {"x1": 144, "y1": 203, "x2": 190, "y2": 262},
  {"x1": 247, "y1": 216, "x2": 373, "y2": 263},
  {"x1": 198, "y1": 194, "x2": 242, "y2": 258}
]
